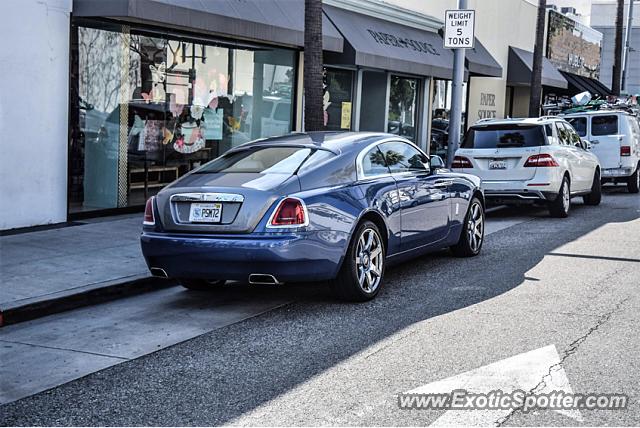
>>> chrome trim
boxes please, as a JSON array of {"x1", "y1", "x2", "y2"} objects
[
  {"x1": 150, "y1": 267, "x2": 168, "y2": 278},
  {"x1": 355, "y1": 137, "x2": 430, "y2": 181},
  {"x1": 170, "y1": 192, "x2": 245, "y2": 203},
  {"x1": 484, "y1": 191, "x2": 544, "y2": 200},
  {"x1": 248, "y1": 274, "x2": 281, "y2": 285},
  {"x1": 265, "y1": 196, "x2": 310, "y2": 229}
]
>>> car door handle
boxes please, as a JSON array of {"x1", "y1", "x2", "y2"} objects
[
  {"x1": 434, "y1": 180, "x2": 453, "y2": 188},
  {"x1": 590, "y1": 140, "x2": 599, "y2": 144}
]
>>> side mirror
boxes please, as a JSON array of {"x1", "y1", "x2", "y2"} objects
[
  {"x1": 581, "y1": 138, "x2": 591, "y2": 150},
  {"x1": 430, "y1": 155, "x2": 445, "y2": 169}
]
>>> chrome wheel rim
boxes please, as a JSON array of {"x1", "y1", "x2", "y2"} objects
[
  {"x1": 355, "y1": 228, "x2": 384, "y2": 293},
  {"x1": 466, "y1": 202, "x2": 484, "y2": 253},
  {"x1": 562, "y1": 181, "x2": 570, "y2": 212}
]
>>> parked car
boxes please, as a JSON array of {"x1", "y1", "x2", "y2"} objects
[
  {"x1": 562, "y1": 110, "x2": 640, "y2": 193},
  {"x1": 453, "y1": 117, "x2": 601, "y2": 218},
  {"x1": 141, "y1": 132, "x2": 484, "y2": 301}
]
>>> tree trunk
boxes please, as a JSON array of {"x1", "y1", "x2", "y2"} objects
[
  {"x1": 304, "y1": 0, "x2": 324, "y2": 132},
  {"x1": 528, "y1": 0, "x2": 546, "y2": 117},
  {"x1": 612, "y1": 0, "x2": 624, "y2": 95}
]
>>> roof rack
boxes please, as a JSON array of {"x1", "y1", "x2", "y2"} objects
[{"x1": 537, "y1": 115, "x2": 559, "y2": 121}]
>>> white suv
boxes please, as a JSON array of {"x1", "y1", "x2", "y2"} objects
[
  {"x1": 453, "y1": 117, "x2": 601, "y2": 217},
  {"x1": 562, "y1": 110, "x2": 640, "y2": 193}
]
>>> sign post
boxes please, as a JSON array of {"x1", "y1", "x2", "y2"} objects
[{"x1": 444, "y1": 3, "x2": 474, "y2": 168}]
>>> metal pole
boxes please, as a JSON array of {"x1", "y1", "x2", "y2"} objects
[
  {"x1": 622, "y1": 0, "x2": 635, "y2": 93},
  {"x1": 447, "y1": 0, "x2": 467, "y2": 168}
]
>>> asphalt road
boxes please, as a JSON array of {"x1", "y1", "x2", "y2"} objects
[{"x1": 1, "y1": 187, "x2": 639, "y2": 426}]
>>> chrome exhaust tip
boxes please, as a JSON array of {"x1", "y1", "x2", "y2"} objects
[
  {"x1": 248, "y1": 273, "x2": 280, "y2": 285},
  {"x1": 150, "y1": 267, "x2": 169, "y2": 278}
]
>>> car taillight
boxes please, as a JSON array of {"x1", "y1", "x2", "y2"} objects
[
  {"x1": 144, "y1": 197, "x2": 155, "y2": 226},
  {"x1": 270, "y1": 197, "x2": 307, "y2": 227},
  {"x1": 621, "y1": 146, "x2": 631, "y2": 156},
  {"x1": 524, "y1": 154, "x2": 559, "y2": 167},
  {"x1": 452, "y1": 156, "x2": 472, "y2": 168}
]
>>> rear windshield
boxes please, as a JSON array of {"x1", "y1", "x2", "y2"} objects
[
  {"x1": 592, "y1": 115, "x2": 618, "y2": 136},
  {"x1": 462, "y1": 124, "x2": 546, "y2": 149},
  {"x1": 566, "y1": 117, "x2": 587, "y2": 137},
  {"x1": 196, "y1": 147, "x2": 330, "y2": 174}
]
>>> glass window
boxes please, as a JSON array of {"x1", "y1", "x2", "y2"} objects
[
  {"x1": 563, "y1": 123, "x2": 581, "y2": 146},
  {"x1": 70, "y1": 23, "x2": 297, "y2": 213},
  {"x1": 360, "y1": 146, "x2": 390, "y2": 177},
  {"x1": 388, "y1": 76, "x2": 418, "y2": 142},
  {"x1": 462, "y1": 125, "x2": 546, "y2": 148},
  {"x1": 566, "y1": 117, "x2": 587, "y2": 137},
  {"x1": 431, "y1": 78, "x2": 466, "y2": 163},
  {"x1": 324, "y1": 68, "x2": 353, "y2": 131},
  {"x1": 378, "y1": 141, "x2": 428, "y2": 173},
  {"x1": 196, "y1": 147, "x2": 312, "y2": 174},
  {"x1": 555, "y1": 123, "x2": 570, "y2": 145},
  {"x1": 592, "y1": 115, "x2": 618, "y2": 136}
]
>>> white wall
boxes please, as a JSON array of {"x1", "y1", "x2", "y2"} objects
[{"x1": 0, "y1": 0, "x2": 71, "y2": 230}]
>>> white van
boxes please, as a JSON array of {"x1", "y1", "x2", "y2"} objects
[{"x1": 562, "y1": 111, "x2": 640, "y2": 193}]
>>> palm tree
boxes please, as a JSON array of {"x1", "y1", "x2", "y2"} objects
[
  {"x1": 612, "y1": 0, "x2": 625, "y2": 94},
  {"x1": 528, "y1": 0, "x2": 546, "y2": 117},
  {"x1": 304, "y1": 0, "x2": 324, "y2": 131}
]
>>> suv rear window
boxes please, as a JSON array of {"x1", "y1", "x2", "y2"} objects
[
  {"x1": 566, "y1": 117, "x2": 587, "y2": 137},
  {"x1": 462, "y1": 124, "x2": 546, "y2": 148},
  {"x1": 592, "y1": 115, "x2": 618, "y2": 136},
  {"x1": 197, "y1": 147, "x2": 328, "y2": 174}
]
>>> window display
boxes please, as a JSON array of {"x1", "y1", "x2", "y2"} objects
[
  {"x1": 70, "y1": 23, "x2": 296, "y2": 213},
  {"x1": 388, "y1": 75, "x2": 418, "y2": 142},
  {"x1": 323, "y1": 68, "x2": 354, "y2": 131}
]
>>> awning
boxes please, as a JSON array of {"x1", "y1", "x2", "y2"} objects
[
  {"x1": 559, "y1": 71, "x2": 613, "y2": 97},
  {"x1": 323, "y1": 5, "x2": 454, "y2": 79},
  {"x1": 72, "y1": 0, "x2": 344, "y2": 52},
  {"x1": 507, "y1": 46, "x2": 568, "y2": 89},
  {"x1": 465, "y1": 39, "x2": 502, "y2": 78}
]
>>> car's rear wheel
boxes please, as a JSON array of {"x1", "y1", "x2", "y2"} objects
[
  {"x1": 330, "y1": 220, "x2": 385, "y2": 302},
  {"x1": 179, "y1": 279, "x2": 225, "y2": 290},
  {"x1": 583, "y1": 169, "x2": 602, "y2": 205},
  {"x1": 451, "y1": 197, "x2": 484, "y2": 257},
  {"x1": 549, "y1": 177, "x2": 570, "y2": 218},
  {"x1": 627, "y1": 163, "x2": 639, "y2": 194}
]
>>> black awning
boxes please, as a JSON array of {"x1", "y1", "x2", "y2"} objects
[
  {"x1": 323, "y1": 5, "x2": 454, "y2": 79},
  {"x1": 507, "y1": 46, "x2": 567, "y2": 89},
  {"x1": 559, "y1": 71, "x2": 613, "y2": 97},
  {"x1": 73, "y1": 0, "x2": 344, "y2": 52},
  {"x1": 465, "y1": 39, "x2": 502, "y2": 78}
]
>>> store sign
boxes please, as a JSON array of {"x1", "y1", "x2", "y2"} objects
[
  {"x1": 444, "y1": 9, "x2": 475, "y2": 49},
  {"x1": 477, "y1": 92, "x2": 497, "y2": 120},
  {"x1": 546, "y1": 10, "x2": 602, "y2": 78},
  {"x1": 366, "y1": 29, "x2": 440, "y2": 56}
]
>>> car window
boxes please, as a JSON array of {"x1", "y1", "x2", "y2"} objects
[
  {"x1": 197, "y1": 147, "x2": 313, "y2": 174},
  {"x1": 555, "y1": 122, "x2": 570, "y2": 145},
  {"x1": 378, "y1": 141, "x2": 429, "y2": 173},
  {"x1": 563, "y1": 123, "x2": 581, "y2": 146},
  {"x1": 592, "y1": 115, "x2": 618, "y2": 136},
  {"x1": 273, "y1": 103, "x2": 291, "y2": 121},
  {"x1": 566, "y1": 117, "x2": 587, "y2": 137},
  {"x1": 360, "y1": 145, "x2": 391, "y2": 177},
  {"x1": 462, "y1": 124, "x2": 546, "y2": 148}
]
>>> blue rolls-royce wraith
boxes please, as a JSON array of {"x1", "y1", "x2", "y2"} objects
[{"x1": 140, "y1": 132, "x2": 484, "y2": 301}]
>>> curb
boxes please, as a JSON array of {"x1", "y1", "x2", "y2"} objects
[{"x1": 0, "y1": 275, "x2": 176, "y2": 327}]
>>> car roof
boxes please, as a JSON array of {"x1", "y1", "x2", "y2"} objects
[
  {"x1": 561, "y1": 110, "x2": 634, "y2": 117},
  {"x1": 472, "y1": 117, "x2": 565, "y2": 127},
  {"x1": 230, "y1": 132, "x2": 411, "y2": 155}
]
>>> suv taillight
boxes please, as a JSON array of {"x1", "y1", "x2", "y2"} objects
[
  {"x1": 452, "y1": 156, "x2": 473, "y2": 168},
  {"x1": 144, "y1": 197, "x2": 155, "y2": 225},
  {"x1": 621, "y1": 146, "x2": 631, "y2": 156},
  {"x1": 524, "y1": 154, "x2": 559, "y2": 167},
  {"x1": 270, "y1": 198, "x2": 307, "y2": 227}
]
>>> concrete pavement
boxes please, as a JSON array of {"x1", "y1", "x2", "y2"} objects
[{"x1": 0, "y1": 188, "x2": 638, "y2": 426}]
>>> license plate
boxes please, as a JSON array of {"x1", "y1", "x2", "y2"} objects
[
  {"x1": 489, "y1": 160, "x2": 507, "y2": 170},
  {"x1": 189, "y1": 203, "x2": 222, "y2": 223}
]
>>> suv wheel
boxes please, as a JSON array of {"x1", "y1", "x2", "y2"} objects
[
  {"x1": 180, "y1": 279, "x2": 226, "y2": 290},
  {"x1": 583, "y1": 170, "x2": 602, "y2": 205},
  {"x1": 628, "y1": 163, "x2": 640, "y2": 194},
  {"x1": 549, "y1": 177, "x2": 570, "y2": 218},
  {"x1": 330, "y1": 220, "x2": 385, "y2": 302}
]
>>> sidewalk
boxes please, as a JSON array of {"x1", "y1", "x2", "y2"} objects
[{"x1": 0, "y1": 214, "x2": 170, "y2": 326}]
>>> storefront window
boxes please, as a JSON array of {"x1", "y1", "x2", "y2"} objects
[
  {"x1": 70, "y1": 24, "x2": 296, "y2": 213},
  {"x1": 387, "y1": 75, "x2": 418, "y2": 142},
  {"x1": 323, "y1": 68, "x2": 353, "y2": 131},
  {"x1": 430, "y1": 79, "x2": 466, "y2": 161}
]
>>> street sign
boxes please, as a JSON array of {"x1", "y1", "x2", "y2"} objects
[{"x1": 444, "y1": 9, "x2": 475, "y2": 49}]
